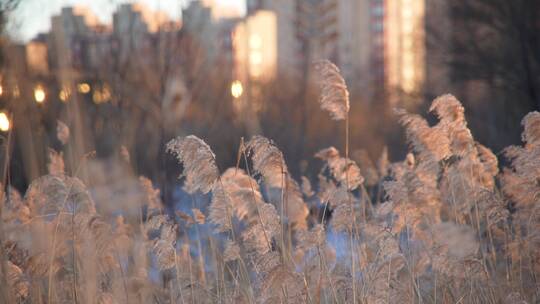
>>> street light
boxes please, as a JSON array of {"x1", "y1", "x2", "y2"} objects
[
  {"x1": 34, "y1": 85, "x2": 46, "y2": 103},
  {"x1": 77, "y1": 83, "x2": 91, "y2": 94},
  {"x1": 0, "y1": 112, "x2": 10, "y2": 132},
  {"x1": 231, "y1": 80, "x2": 243, "y2": 98},
  {"x1": 92, "y1": 84, "x2": 112, "y2": 104},
  {"x1": 59, "y1": 88, "x2": 70, "y2": 102}
]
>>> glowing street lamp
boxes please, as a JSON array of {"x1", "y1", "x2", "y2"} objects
[
  {"x1": 34, "y1": 85, "x2": 46, "y2": 103},
  {"x1": 231, "y1": 80, "x2": 243, "y2": 98},
  {"x1": 92, "y1": 84, "x2": 112, "y2": 104},
  {"x1": 0, "y1": 112, "x2": 10, "y2": 132},
  {"x1": 77, "y1": 83, "x2": 91, "y2": 94},
  {"x1": 59, "y1": 88, "x2": 70, "y2": 102}
]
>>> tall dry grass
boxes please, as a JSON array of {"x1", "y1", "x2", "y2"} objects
[{"x1": 0, "y1": 60, "x2": 538, "y2": 303}]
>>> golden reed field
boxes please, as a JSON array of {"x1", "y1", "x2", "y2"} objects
[{"x1": 0, "y1": 61, "x2": 538, "y2": 303}]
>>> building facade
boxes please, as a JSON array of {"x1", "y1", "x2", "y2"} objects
[{"x1": 385, "y1": 0, "x2": 426, "y2": 105}]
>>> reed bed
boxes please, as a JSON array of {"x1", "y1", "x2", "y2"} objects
[{"x1": 0, "y1": 60, "x2": 538, "y2": 303}]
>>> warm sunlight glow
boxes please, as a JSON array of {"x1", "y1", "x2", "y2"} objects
[
  {"x1": 34, "y1": 85, "x2": 46, "y2": 103},
  {"x1": 231, "y1": 80, "x2": 243, "y2": 98},
  {"x1": 233, "y1": 11, "x2": 277, "y2": 82},
  {"x1": 250, "y1": 51, "x2": 263, "y2": 65},
  {"x1": 59, "y1": 88, "x2": 70, "y2": 102},
  {"x1": 249, "y1": 35, "x2": 262, "y2": 49},
  {"x1": 0, "y1": 85, "x2": 3, "y2": 96},
  {"x1": 77, "y1": 83, "x2": 91, "y2": 94},
  {"x1": 0, "y1": 112, "x2": 10, "y2": 132},
  {"x1": 92, "y1": 90, "x2": 103, "y2": 104}
]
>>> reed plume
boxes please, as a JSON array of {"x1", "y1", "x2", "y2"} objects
[
  {"x1": 167, "y1": 135, "x2": 219, "y2": 194},
  {"x1": 245, "y1": 135, "x2": 286, "y2": 188},
  {"x1": 315, "y1": 147, "x2": 364, "y2": 190},
  {"x1": 313, "y1": 60, "x2": 350, "y2": 121},
  {"x1": 500, "y1": 111, "x2": 540, "y2": 280},
  {"x1": 246, "y1": 136, "x2": 308, "y2": 229},
  {"x1": 311, "y1": 58, "x2": 359, "y2": 297}
]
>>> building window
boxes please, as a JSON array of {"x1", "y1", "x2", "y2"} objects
[
  {"x1": 372, "y1": 22, "x2": 383, "y2": 32},
  {"x1": 371, "y1": 6, "x2": 384, "y2": 17}
]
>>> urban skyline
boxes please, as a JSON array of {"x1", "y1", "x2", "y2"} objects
[
  {"x1": 0, "y1": 0, "x2": 432, "y2": 187},
  {"x1": 9, "y1": 0, "x2": 246, "y2": 41},
  {"x1": 6, "y1": 0, "x2": 430, "y2": 113}
]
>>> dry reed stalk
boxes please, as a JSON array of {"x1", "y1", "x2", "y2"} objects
[
  {"x1": 0, "y1": 118, "x2": 13, "y2": 303},
  {"x1": 315, "y1": 59, "x2": 363, "y2": 303}
]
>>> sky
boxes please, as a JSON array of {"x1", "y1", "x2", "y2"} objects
[{"x1": 9, "y1": 0, "x2": 245, "y2": 42}]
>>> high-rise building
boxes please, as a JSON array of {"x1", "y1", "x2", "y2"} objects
[
  {"x1": 182, "y1": 1, "x2": 212, "y2": 33},
  {"x1": 233, "y1": 10, "x2": 277, "y2": 83},
  {"x1": 182, "y1": 0, "x2": 238, "y2": 72},
  {"x1": 369, "y1": 0, "x2": 385, "y2": 90},
  {"x1": 49, "y1": 7, "x2": 94, "y2": 71},
  {"x1": 319, "y1": 0, "x2": 371, "y2": 84},
  {"x1": 201, "y1": 0, "x2": 243, "y2": 20},
  {"x1": 247, "y1": 0, "x2": 373, "y2": 99},
  {"x1": 248, "y1": 0, "x2": 429, "y2": 105},
  {"x1": 247, "y1": 0, "x2": 300, "y2": 80},
  {"x1": 384, "y1": 0, "x2": 426, "y2": 104},
  {"x1": 113, "y1": 4, "x2": 149, "y2": 36},
  {"x1": 113, "y1": 4, "x2": 151, "y2": 64},
  {"x1": 26, "y1": 35, "x2": 49, "y2": 76},
  {"x1": 231, "y1": 10, "x2": 277, "y2": 133}
]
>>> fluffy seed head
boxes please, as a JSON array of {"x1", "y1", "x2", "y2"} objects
[
  {"x1": 521, "y1": 111, "x2": 540, "y2": 146},
  {"x1": 209, "y1": 168, "x2": 264, "y2": 232},
  {"x1": 315, "y1": 147, "x2": 364, "y2": 190},
  {"x1": 429, "y1": 94, "x2": 465, "y2": 125},
  {"x1": 167, "y1": 135, "x2": 219, "y2": 194},
  {"x1": 246, "y1": 135, "x2": 286, "y2": 188},
  {"x1": 313, "y1": 59, "x2": 350, "y2": 121},
  {"x1": 396, "y1": 109, "x2": 451, "y2": 162}
]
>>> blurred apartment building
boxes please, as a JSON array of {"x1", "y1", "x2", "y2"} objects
[
  {"x1": 241, "y1": 0, "x2": 373, "y2": 98},
  {"x1": 182, "y1": 1, "x2": 238, "y2": 72},
  {"x1": 4, "y1": 0, "x2": 449, "y2": 121},
  {"x1": 385, "y1": 0, "x2": 426, "y2": 105},
  {"x1": 1, "y1": 1, "x2": 243, "y2": 123},
  {"x1": 246, "y1": 0, "x2": 427, "y2": 105},
  {"x1": 0, "y1": 4, "x2": 190, "y2": 182},
  {"x1": 9, "y1": 0, "x2": 435, "y2": 109},
  {"x1": 48, "y1": 5, "x2": 181, "y2": 78},
  {"x1": 1, "y1": 4, "x2": 184, "y2": 97},
  {"x1": 200, "y1": 0, "x2": 244, "y2": 20},
  {"x1": 230, "y1": 10, "x2": 277, "y2": 133}
]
